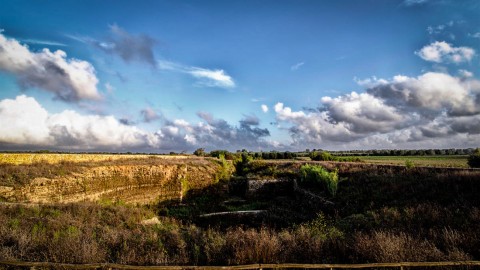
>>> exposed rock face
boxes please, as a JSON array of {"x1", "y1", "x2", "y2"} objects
[{"x1": 0, "y1": 158, "x2": 223, "y2": 204}]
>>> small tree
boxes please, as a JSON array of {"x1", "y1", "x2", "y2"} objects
[
  {"x1": 468, "y1": 148, "x2": 480, "y2": 168},
  {"x1": 193, "y1": 148, "x2": 205, "y2": 156}
]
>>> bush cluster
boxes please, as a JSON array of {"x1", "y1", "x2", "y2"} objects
[{"x1": 299, "y1": 164, "x2": 339, "y2": 196}]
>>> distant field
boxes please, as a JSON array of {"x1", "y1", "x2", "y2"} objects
[
  {"x1": 345, "y1": 155, "x2": 469, "y2": 168},
  {"x1": 0, "y1": 153, "x2": 188, "y2": 165}
]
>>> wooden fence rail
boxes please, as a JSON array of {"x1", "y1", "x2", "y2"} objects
[{"x1": 1, "y1": 261, "x2": 480, "y2": 269}]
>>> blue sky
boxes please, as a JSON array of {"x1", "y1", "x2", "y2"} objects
[{"x1": 0, "y1": 0, "x2": 479, "y2": 152}]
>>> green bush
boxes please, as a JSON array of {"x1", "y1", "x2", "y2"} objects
[
  {"x1": 468, "y1": 148, "x2": 480, "y2": 168},
  {"x1": 234, "y1": 153, "x2": 253, "y2": 176},
  {"x1": 405, "y1": 160, "x2": 415, "y2": 169},
  {"x1": 214, "y1": 154, "x2": 234, "y2": 182},
  {"x1": 299, "y1": 164, "x2": 339, "y2": 196}
]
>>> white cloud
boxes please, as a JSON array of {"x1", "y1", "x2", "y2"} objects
[
  {"x1": 427, "y1": 24, "x2": 446, "y2": 35},
  {"x1": 158, "y1": 113, "x2": 275, "y2": 151},
  {"x1": 0, "y1": 95, "x2": 156, "y2": 150},
  {"x1": 274, "y1": 102, "x2": 354, "y2": 144},
  {"x1": 0, "y1": 95, "x2": 51, "y2": 145},
  {"x1": 158, "y1": 59, "x2": 236, "y2": 89},
  {"x1": 0, "y1": 95, "x2": 275, "y2": 152},
  {"x1": 290, "y1": 62, "x2": 305, "y2": 71},
  {"x1": 188, "y1": 67, "x2": 235, "y2": 88},
  {"x1": 368, "y1": 72, "x2": 480, "y2": 117},
  {"x1": 273, "y1": 71, "x2": 480, "y2": 149},
  {"x1": 261, "y1": 104, "x2": 269, "y2": 113},
  {"x1": 0, "y1": 33, "x2": 101, "y2": 102},
  {"x1": 354, "y1": 76, "x2": 389, "y2": 88},
  {"x1": 321, "y1": 92, "x2": 407, "y2": 133},
  {"x1": 415, "y1": 41, "x2": 475, "y2": 64},
  {"x1": 19, "y1": 38, "x2": 67, "y2": 47}
]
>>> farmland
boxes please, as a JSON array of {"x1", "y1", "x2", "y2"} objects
[
  {"x1": 0, "y1": 153, "x2": 480, "y2": 266},
  {"x1": 345, "y1": 155, "x2": 470, "y2": 168}
]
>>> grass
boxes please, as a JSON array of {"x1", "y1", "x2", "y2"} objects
[
  {"x1": 343, "y1": 155, "x2": 469, "y2": 168},
  {"x1": 0, "y1": 153, "x2": 189, "y2": 165}
]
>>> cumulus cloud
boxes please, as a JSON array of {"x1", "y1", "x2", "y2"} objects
[
  {"x1": 274, "y1": 102, "x2": 355, "y2": 144},
  {"x1": 0, "y1": 95, "x2": 157, "y2": 150},
  {"x1": 0, "y1": 95, "x2": 275, "y2": 152},
  {"x1": 321, "y1": 92, "x2": 407, "y2": 133},
  {"x1": 274, "y1": 72, "x2": 480, "y2": 149},
  {"x1": 156, "y1": 113, "x2": 274, "y2": 151},
  {"x1": 93, "y1": 24, "x2": 156, "y2": 67},
  {"x1": 261, "y1": 104, "x2": 269, "y2": 113},
  {"x1": 415, "y1": 41, "x2": 475, "y2": 63},
  {"x1": 366, "y1": 72, "x2": 480, "y2": 117},
  {"x1": 0, "y1": 33, "x2": 101, "y2": 102}
]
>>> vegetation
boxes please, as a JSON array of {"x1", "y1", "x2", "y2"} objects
[
  {"x1": 349, "y1": 155, "x2": 469, "y2": 168},
  {"x1": 468, "y1": 148, "x2": 480, "y2": 168},
  {"x1": 299, "y1": 164, "x2": 339, "y2": 196},
  {"x1": 405, "y1": 159, "x2": 415, "y2": 169},
  {"x1": 1, "y1": 153, "x2": 480, "y2": 266},
  {"x1": 0, "y1": 153, "x2": 186, "y2": 165}
]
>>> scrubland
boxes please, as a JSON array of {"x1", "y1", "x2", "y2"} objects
[{"x1": 0, "y1": 153, "x2": 479, "y2": 266}]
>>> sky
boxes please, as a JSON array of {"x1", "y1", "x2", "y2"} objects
[{"x1": 0, "y1": 0, "x2": 479, "y2": 152}]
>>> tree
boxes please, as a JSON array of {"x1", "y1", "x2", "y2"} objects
[
  {"x1": 468, "y1": 148, "x2": 480, "y2": 168},
  {"x1": 193, "y1": 148, "x2": 206, "y2": 156}
]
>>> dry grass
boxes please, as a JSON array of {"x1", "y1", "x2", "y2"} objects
[{"x1": 0, "y1": 153, "x2": 189, "y2": 165}]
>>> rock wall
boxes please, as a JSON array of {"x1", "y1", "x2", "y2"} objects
[{"x1": 0, "y1": 159, "x2": 222, "y2": 204}]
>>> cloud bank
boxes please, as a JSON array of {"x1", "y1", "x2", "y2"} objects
[
  {"x1": 0, "y1": 95, "x2": 272, "y2": 152},
  {"x1": 0, "y1": 95, "x2": 156, "y2": 150},
  {"x1": 0, "y1": 33, "x2": 101, "y2": 102},
  {"x1": 274, "y1": 72, "x2": 480, "y2": 149}
]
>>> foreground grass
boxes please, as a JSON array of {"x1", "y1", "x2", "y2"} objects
[
  {"x1": 344, "y1": 155, "x2": 469, "y2": 168},
  {"x1": 2, "y1": 201, "x2": 478, "y2": 265}
]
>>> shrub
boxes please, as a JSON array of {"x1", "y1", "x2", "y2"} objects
[
  {"x1": 405, "y1": 160, "x2": 415, "y2": 169},
  {"x1": 299, "y1": 164, "x2": 339, "y2": 196},
  {"x1": 468, "y1": 148, "x2": 480, "y2": 168},
  {"x1": 310, "y1": 151, "x2": 335, "y2": 161},
  {"x1": 234, "y1": 153, "x2": 253, "y2": 176}
]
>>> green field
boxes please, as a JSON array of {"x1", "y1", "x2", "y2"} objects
[{"x1": 343, "y1": 155, "x2": 469, "y2": 168}]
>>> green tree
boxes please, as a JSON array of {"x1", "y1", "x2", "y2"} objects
[{"x1": 193, "y1": 148, "x2": 205, "y2": 156}]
